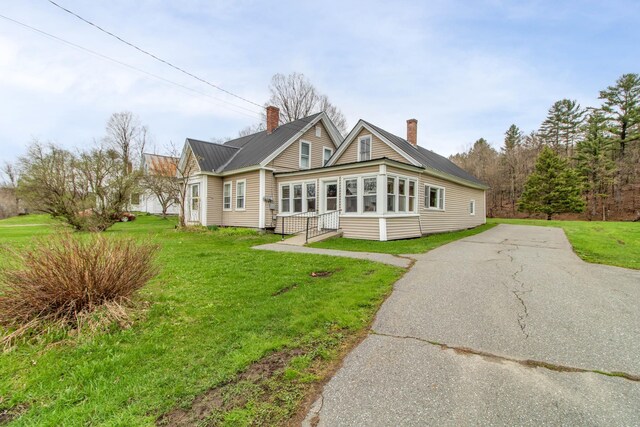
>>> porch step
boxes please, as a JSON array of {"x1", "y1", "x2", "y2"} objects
[{"x1": 278, "y1": 229, "x2": 342, "y2": 247}]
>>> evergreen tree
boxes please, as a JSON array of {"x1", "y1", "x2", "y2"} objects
[
  {"x1": 501, "y1": 125, "x2": 522, "y2": 213},
  {"x1": 575, "y1": 110, "x2": 616, "y2": 220},
  {"x1": 518, "y1": 147, "x2": 585, "y2": 220},
  {"x1": 539, "y1": 99, "x2": 585, "y2": 156},
  {"x1": 598, "y1": 73, "x2": 640, "y2": 156}
]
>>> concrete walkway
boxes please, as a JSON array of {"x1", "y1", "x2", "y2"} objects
[
  {"x1": 253, "y1": 243, "x2": 412, "y2": 268},
  {"x1": 305, "y1": 224, "x2": 640, "y2": 426}
]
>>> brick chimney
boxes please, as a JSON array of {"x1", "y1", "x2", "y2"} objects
[
  {"x1": 266, "y1": 106, "x2": 279, "y2": 134},
  {"x1": 406, "y1": 118, "x2": 418, "y2": 146}
]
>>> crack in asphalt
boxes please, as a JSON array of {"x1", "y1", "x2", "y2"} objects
[
  {"x1": 498, "y1": 245, "x2": 532, "y2": 338},
  {"x1": 370, "y1": 331, "x2": 640, "y2": 382}
]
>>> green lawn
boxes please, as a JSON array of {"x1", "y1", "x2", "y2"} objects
[
  {"x1": 0, "y1": 214, "x2": 403, "y2": 426},
  {"x1": 309, "y1": 223, "x2": 497, "y2": 255},
  {"x1": 488, "y1": 218, "x2": 640, "y2": 270}
]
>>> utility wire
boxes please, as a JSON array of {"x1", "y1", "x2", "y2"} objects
[
  {"x1": 0, "y1": 13, "x2": 263, "y2": 120},
  {"x1": 46, "y1": 0, "x2": 264, "y2": 109}
]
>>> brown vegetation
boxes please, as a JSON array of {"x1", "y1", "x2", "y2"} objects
[{"x1": 0, "y1": 233, "x2": 159, "y2": 346}]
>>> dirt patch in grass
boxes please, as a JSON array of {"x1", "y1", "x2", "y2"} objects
[
  {"x1": 157, "y1": 348, "x2": 305, "y2": 426},
  {"x1": 0, "y1": 404, "x2": 29, "y2": 425},
  {"x1": 272, "y1": 284, "x2": 299, "y2": 296},
  {"x1": 310, "y1": 271, "x2": 333, "y2": 278}
]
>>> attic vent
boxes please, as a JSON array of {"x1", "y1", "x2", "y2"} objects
[{"x1": 315, "y1": 125, "x2": 322, "y2": 137}]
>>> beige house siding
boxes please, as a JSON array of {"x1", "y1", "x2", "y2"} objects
[
  {"x1": 386, "y1": 216, "x2": 422, "y2": 240},
  {"x1": 268, "y1": 122, "x2": 337, "y2": 172},
  {"x1": 221, "y1": 170, "x2": 261, "y2": 228},
  {"x1": 206, "y1": 175, "x2": 223, "y2": 226},
  {"x1": 418, "y1": 173, "x2": 486, "y2": 233},
  {"x1": 264, "y1": 172, "x2": 277, "y2": 228},
  {"x1": 334, "y1": 128, "x2": 408, "y2": 165},
  {"x1": 340, "y1": 217, "x2": 380, "y2": 240}
]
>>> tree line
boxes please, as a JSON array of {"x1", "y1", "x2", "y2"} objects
[{"x1": 450, "y1": 73, "x2": 640, "y2": 220}]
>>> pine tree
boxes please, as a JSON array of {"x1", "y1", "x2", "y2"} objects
[
  {"x1": 501, "y1": 125, "x2": 522, "y2": 214},
  {"x1": 518, "y1": 147, "x2": 585, "y2": 220},
  {"x1": 575, "y1": 110, "x2": 616, "y2": 220},
  {"x1": 598, "y1": 73, "x2": 640, "y2": 156},
  {"x1": 539, "y1": 99, "x2": 585, "y2": 157}
]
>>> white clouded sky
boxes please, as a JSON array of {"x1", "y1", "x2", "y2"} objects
[{"x1": 0, "y1": 0, "x2": 638, "y2": 165}]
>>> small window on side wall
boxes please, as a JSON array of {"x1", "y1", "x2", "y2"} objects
[
  {"x1": 425, "y1": 185, "x2": 444, "y2": 210},
  {"x1": 469, "y1": 200, "x2": 476, "y2": 215},
  {"x1": 236, "y1": 181, "x2": 245, "y2": 210},
  {"x1": 223, "y1": 182, "x2": 232, "y2": 210}
]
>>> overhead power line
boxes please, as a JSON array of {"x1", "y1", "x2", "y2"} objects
[
  {"x1": 46, "y1": 0, "x2": 264, "y2": 109},
  {"x1": 0, "y1": 13, "x2": 263, "y2": 120}
]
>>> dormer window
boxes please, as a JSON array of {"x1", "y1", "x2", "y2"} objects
[{"x1": 358, "y1": 136, "x2": 371, "y2": 161}]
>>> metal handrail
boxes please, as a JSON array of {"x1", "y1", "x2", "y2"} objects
[{"x1": 279, "y1": 210, "x2": 341, "y2": 242}]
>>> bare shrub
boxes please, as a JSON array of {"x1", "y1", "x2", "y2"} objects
[{"x1": 0, "y1": 234, "x2": 159, "y2": 345}]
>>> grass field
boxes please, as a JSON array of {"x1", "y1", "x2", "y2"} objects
[
  {"x1": 487, "y1": 218, "x2": 640, "y2": 270},
  {"x1": 309, "y1": 223, "x2": 497, "y2": 255},
  {"x1": 0, "y1": 214, "x2": 403, "y2": 426}
]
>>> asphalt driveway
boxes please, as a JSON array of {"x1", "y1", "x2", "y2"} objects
[{"x1": 307, "y1": 224, "x2": 640, "y2": 426}]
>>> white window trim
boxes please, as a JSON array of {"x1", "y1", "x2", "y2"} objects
[
  {"x1": 357, "y1": 134, "x2": 372, "y2": 162},
  {"x1": 425, "y1": 183, "x2": 446, "y2": 211},
  {"x1": 386, "y1": 174, "x2": 418, "y2": 214},
  {"x1": 223, "y1": 182, "x2": 232, "y2": 211},
  {"x1": 299, "y1": 140, "x2": 311, "y2": 170},
  {"x1": 323, "y1": 147, "x2": 333, "y2": 166},
  {"x1": 470, "y1": 199, "x2": 476, "y2": 216},
  {"x1": 341, "y1": 173, "x2": 380, "y2": 216},
  {"x1": 235, "y1": 179, "x2": 246, "y2": 211},
  {"x1": 278, "y1": 180, "x2": 317, "y2": 215}
]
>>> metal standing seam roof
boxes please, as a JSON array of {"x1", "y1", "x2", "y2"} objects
[
  {"x1": 186, "y1": 113, "x2": 324, "y2": 173},
  {"x1": 361, "y1": 121, "x2": 487, "y2": 187}
]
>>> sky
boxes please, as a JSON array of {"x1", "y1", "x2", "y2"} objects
[{"x1": 0, "y1": 0, "x2": 638, "y2": 166}]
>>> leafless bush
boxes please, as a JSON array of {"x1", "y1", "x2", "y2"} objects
[{"x1": 0, "y1": 234, "x2": 159, "y2": 346}]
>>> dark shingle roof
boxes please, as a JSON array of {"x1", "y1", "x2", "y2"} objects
[
  {"x1": 362, "y1": 121, "x2": 486, "y2": 187},
  {"x1": 187, "y1": 113, "x2": 323, "y2": 173}
]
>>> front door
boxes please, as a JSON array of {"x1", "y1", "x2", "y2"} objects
[{"x1": 188, "y1": 183, "x2": 201, "y2": 223}]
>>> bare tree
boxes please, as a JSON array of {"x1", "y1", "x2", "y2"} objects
[
  {"x1": 1, "y1": 161, "x2": 21, "y2": 215},
  {"x1": 266, "y1": 72, "x2": 348, "y2": 134},
  {"x1": 17, "y1": 141, "x2": 136, "y2": 231},
  {"x1": 104, "y1": 112, "x2": 146, "y2": 174},
  {"x1": 167, "y1": 142, "x2": 201, "y2": 227},
  {"x1": 141, "y1": 155, "x2": 180, "y2": 217}
]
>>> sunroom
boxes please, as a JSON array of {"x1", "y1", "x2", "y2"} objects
[{"x1": 274, "y1": 160, "x2": 424, "y2": 241}]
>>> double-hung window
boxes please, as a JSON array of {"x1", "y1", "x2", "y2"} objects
[
  {"x1": 425, "y1": 185, "x2": 445, "y2": 210},
  {"x1": 306, "y1": 182, "x2": 316, "y2": 212},
  {"x1": 386, "y1": 177, "x2": 396, "y2": 212},
  {"x1": 236, "y1": 180, "x2": 245, "y2": 210},
  {"x1": 300, "y1": 141, "x2": 310, "y2": 169},
  {"x1": 223, "y1": 182, "x2": 232, "y2": 210},
  {"x1": 408, "y1": 181, "x2": 416, "y2": 212},
  {"x1": 363, "y1": 177, "x2": 377, "y2": 212},
  {"x1": 358, "y1": 136, "x2": 371, "y2": 161},
  {"x1": 398, "y1": 179, "x2": 407, "y2": 212},
  {"x1": 281, "y1": 185, "x2": 291, "y2": 213},
  {"x1": 323, "y1": 147, "x2": 333, "y2": 165},
  {"x1": 293, "y1": 184, "x2": 303, "y2": 212},
  {"x1": 344, "y1": 179, "x2": 358, "y2": 213}
]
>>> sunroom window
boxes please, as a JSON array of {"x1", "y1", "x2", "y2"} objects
[
  {"x1": 386, "y1": 177, "x2": 396, "y2": 212},
  {"x1": 345, "y1": 179, "x2": 358, "y2": 213},
  {"x1": 398, "y1": 178, "x2": 407, "y2": 212},
  {"x1": 306, "y1": 182, "x2": 316, "y2": 212},
  {"x1": 281, "y1": 185, "x2": 290, "y2": 213},
  {"x1": 363, "y1": 177, "x2": 377, "y2": 212},
  {"x1": 408, "y1": 181, "x2": 416, "y2": 212},
  {"x1": 293, "y1": 184, "x2": 303, "y2": 212}
]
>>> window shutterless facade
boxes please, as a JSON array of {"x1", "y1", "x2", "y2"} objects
[
  {"x1": 280, "y1": 181, "x2": 317, "y2": 214},
  {"x1": 362, "y1": 177, "x2": 377, "y2": 212},
  {"x1": 425, "y1": 184, "x2": 445, "y2": 210},
  {"x1": 300, "y1": 141, "x2": 311, "y2": 169},
  {"x1": 223, "y1": 182, "x2": 232, "y2": 210},
  {"x1": 386, "y1": 175, "x2": 418, "y2": 213},
  {"x1": 236, "y1": 180, "x2": 246, "y2": 210},
  {"x1": 344, "y1": 178, "x2": 358, "y2": 213},
  {"x1": 469, "y1": 199, "x2": 476, "y2": 215},
  {"x1": 323, "y1": 147, "x2": 333, "y2": 166},
  {"x1": 358, "y1": 135, "x2": 371, "y2": 161}
]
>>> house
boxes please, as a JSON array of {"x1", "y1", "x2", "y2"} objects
[
  {"x1": 130, "y1": 153, "x2": 180, "y2": 215},
  {"x1": 178, "y1": 106, "x2": 488, "y2": 241}
]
